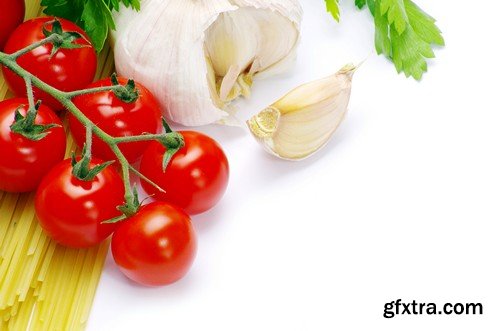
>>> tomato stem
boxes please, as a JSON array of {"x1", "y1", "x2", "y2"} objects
[
  {"x1": 85, "y1": 124, "x2": 92, "y2": 154},
  {"x1": 23, "y1": 76, "x2": 37, "y2": 126},
  {"x1": 6, "y1": 34, "x2": 58, "y2": 59},
  {"x1": 114, "y1": 133, "x2": 181, "y2": 144},
  {"x1": 0, "y1": 35, "x2": 184, "y2": 220},
  {"x1": 65, "y1": 85, "x2": 127, "y2": 99}
]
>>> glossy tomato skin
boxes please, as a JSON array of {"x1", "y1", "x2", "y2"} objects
[
  {"x1": 111, "y1": 202, "x2": 197, "y2": 286},
  {"x1": 35, "y1": 158, "x2": 124, "y2": 248},
  {"x1": 140, "y1": 131, "x2": 230, "y2": 215},
  {"x1": 2, "y1": 17, "x2": 97, "y2": 110},
  {"x1": 0, "y1": 0, "x2": 25, "y2": 50},
  {"x1": 69, "y1": 77, "x2": 162, "y2": 163},
  {"x1": 0, "y1": 98, "x2": 66, "y2": 193}
]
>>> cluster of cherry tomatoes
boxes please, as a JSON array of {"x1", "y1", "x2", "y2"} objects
[{"x1": 0, "y1": 13, "x2": 229, "y2": 286}]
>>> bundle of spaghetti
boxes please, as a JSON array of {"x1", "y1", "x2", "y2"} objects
[{"x1": 0, "y1": 2, "x2": 117, "y2": 329}]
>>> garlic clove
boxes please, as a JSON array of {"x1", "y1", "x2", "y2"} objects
[
  {"x1": 250, "y1": 8, "x2": 300, "y2": 76},
  {"x1": 205, "y1": 6, "x2": 300, "y2": 105},
  {"x1": 247, "y1": 64, "x2": 356, "y2": 160}
]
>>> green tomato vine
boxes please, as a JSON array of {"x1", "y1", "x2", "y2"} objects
[{"x1": 0, "y1": 22, "x2": 183, "y2": 220}]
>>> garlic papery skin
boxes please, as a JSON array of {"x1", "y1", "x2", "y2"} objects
[
  {"x1": 247, "y1": 64, "x2": 357, "y2": 161},
  {"x1": 112, "y1": 0, "x2": 302, "y2": 127}
]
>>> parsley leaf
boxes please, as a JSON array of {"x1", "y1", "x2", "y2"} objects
[
  {"x1": 41, "y1": 0, "x2": 140, "y2": 52},
  {"x1": 355, "y1": 0, "x2": 367, "y2": 9},
  {"x1": 324, "y1": 0, "x2": 340, "y2": 22},
  {"x1": 327, "y1": 0, "x2": 444, "y2": 80},
  {"x1": 379, "y1": 0, "x2": 408, "y2": 35},
  {"x1": 80, "y1": 0, "x2": 115, "y2": 51},
  {"x1": 373, "y1": 0, "x2": 444, "y2": 80},
  {"x1": 405, "y1": 0, "x2": 444, "y2": 46}
]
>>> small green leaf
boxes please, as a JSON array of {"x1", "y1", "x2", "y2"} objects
[
  {"x1": 325, "y1": 0, "x2": 340, "y2": 22},
  {"x1": 405, "y1": 0, "x2": 444, "y2": 46},
  {"x1": 109, "y1": 0, "x2": 121, "y2": 11},
  {"x1": 81, "y1": 0, "x2": 114, "y2": 52},
  {"x1": 374, "y1": 3, "x2": 392, "y2": 57},
  {"x1": 368, "y1": 0, "x2": 444, "y2": 80},
  {"x1": 41, "y1": 0, "x2": 85, "y2": 23},
  {"x1": 355, "y1": 0, "x2": 366, "y2": 9},
  {"x1": 390, "y1": 24, "x2": 435, "y2": 80},
  {"x1": 379, "y1": 0, "x2": 408, "y2": 35},
  {"x1": 367, "y1": 0, "x2": 376, "y2": 15},
  {"x1": 42, "y1": 0, "x2": 140, "y2": 53}
]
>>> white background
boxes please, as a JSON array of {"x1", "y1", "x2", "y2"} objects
[{"x1": 88, "y1": 1, "x2": 500, "y2": 330}]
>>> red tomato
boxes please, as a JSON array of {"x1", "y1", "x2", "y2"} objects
[
  {"x1": 140, "y1": 131, "x2": 229, "y2": 215},
  {"x1": 0, "y1": 98, "x2": 66, "y2": 193},
  {"x1": 69, "y1": 77, "x2": 162, "y2": 163},
  {"x1": 2, "y1": 17, "x2": 97, "y2": 110},
  {"x1": 111, "y1": 202, "x2": 197, "y2": 286},
  {"x1": 35, "y1": 158, "x2": 124, "y2": 248},
  {"x1": 0, "y1": 0, "x2": 25, "y2": 50}
]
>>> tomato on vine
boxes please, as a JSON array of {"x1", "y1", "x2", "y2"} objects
[
  {"x1": 0, "y1": 98, "x2": 66, "y2": 193},
  {"x1": 69, "y1": 77, "x2": 162, "y2": 163},
  {"x1": 35, "y1": 158, "x2": 124, "y2": 248},
  {"x1": 2, "y1": 17, "x2": 97, "y2": 110},
  {"x1": 140, "y1": 131, "x2": 229, "y2": 215},
  {"x1": 0, "y1": 0, "x2": 25, "y2": 50},
  {"x1": 111, "y1": 202, "x2": 197, "y2": 286}
]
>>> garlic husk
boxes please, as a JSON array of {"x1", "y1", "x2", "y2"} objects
[
  {"x1": 247, "y1": 64, "x2": 356, "y2": 160},
  {"x1": 112, "y1": 0, "x2": 302, "y2": 126}
]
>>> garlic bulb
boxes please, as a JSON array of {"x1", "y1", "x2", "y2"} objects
[
  {"x1": 112, "y1": 0, "x2": 302, "y2": 126},
  {"x1": 247, "y1": 64, "x2": 357, "y2": 160}
]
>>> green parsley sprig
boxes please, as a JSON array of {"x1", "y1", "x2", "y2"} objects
[
  {"x1": 325, "y1": 0, "x2": 444, "y2": 80},
  {"x1": 41, "y1": 0, "x2": 140, "y2": 52}
]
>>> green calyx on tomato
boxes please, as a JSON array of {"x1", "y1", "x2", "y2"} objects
[
  {"x1": 159, "y1": 118, "x2": 185, "y2": 171},
  {"x1": 71, "y1": 145, "x2": 114, "y2": 182},
  {"x1": 42, "y1": 18, "x2": 90, "y2": 58},
  {"x1": 110, "y1": 73, "x2": 139, "y2": 103},
  {"x1": 35, "y1": 158, "x2": 125, "y2": 248},
  {"x1": 140, "y1": 131, "x2": 229, "y2": 215},
  {"x1": 111, "y1": 201, "x2": 197, "y2": 286},
  {"x1": 0, "y1": 98, "x2": 66, "y2": 193},
  {"x1": 116, "y1": 185, "x2": 142, "y2": 220},
  {"x1": 2, "y1": 17, "x2": 97, "y2": 111},
  {"x1": 9, "y1": 100, "x2": 61, "y2": 140}
]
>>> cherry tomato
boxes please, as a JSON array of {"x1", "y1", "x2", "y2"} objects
[
  {"x1": 140, "y1": 131, "x2": 229, "y2": 215},
  {"x1": 0, "y1": 98, "x2": 66, "y2": 193},
  {"x1": 0, "y1": 0, "x2": 25, "y2": 50},
  {"x1": 69, "y1": 77, "x2": 162, "y2": 163},
  {"x1": 35, "y1": 158, "x2": 124, "y2": 248},
  {"x1": 111, "y1": 202, "x2": 197, "y2": 286},
  {"x1": 2, "y1": 17, "x2": 97, "y2": 110}
]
